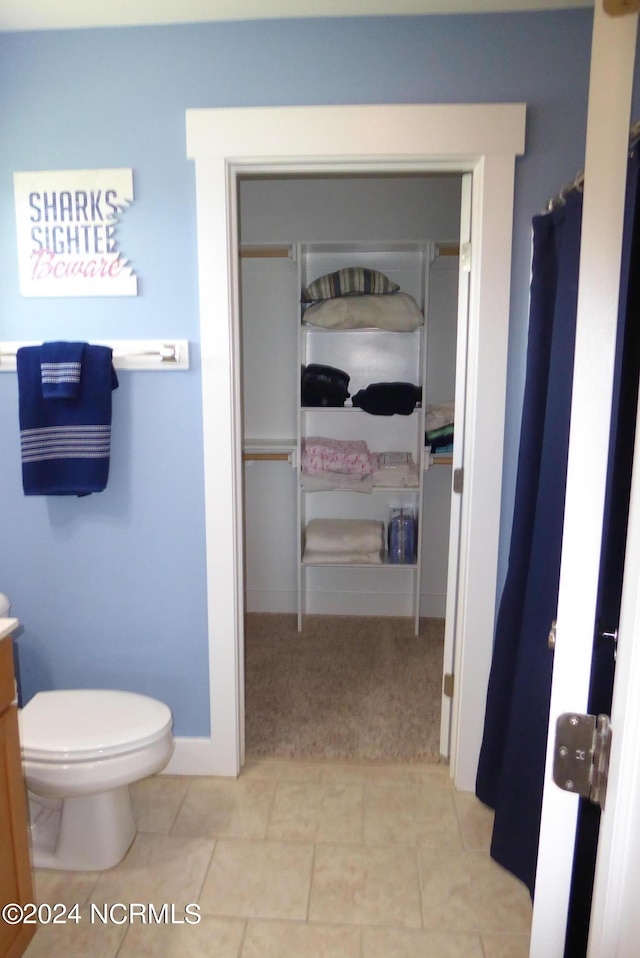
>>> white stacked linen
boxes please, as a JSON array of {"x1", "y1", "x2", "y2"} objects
[{"x1": 300, "y1": 439, "x2": 419, "y2": 492}]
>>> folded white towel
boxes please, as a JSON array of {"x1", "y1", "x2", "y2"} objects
[
  {"x1": 372, "y1": 470, "x2": 419, "y2": 488},
  {"x1": 301, "y1": 473, "x2": 374, "y2": 493}
]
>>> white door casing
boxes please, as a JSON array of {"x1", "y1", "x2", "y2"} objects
[
  {"x1": 530, "y1": 7, "x2": 639, "y2": 957},
  {"x1": 440, "y1": 171, "x2": 472, "y2": 757},
  {"x1": 186, "y1": 103, "x2": 526, "y2": 788}
]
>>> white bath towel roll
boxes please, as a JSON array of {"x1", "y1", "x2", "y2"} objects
[{"x1": 303, "y1": 518, "x2": 385, "y2": 557}]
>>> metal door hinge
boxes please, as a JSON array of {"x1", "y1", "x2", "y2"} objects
[
  {"x1": 443, "y1": 673, "x2": 454, "y2": 698},
  {"x1": 553, "y1": 712, "x2": 612, "y2": 810},
  {"x1": 460, "y1": 242, "x2": 472, "y2": 273},
  {"x1": 453, "y1": 468, "x2": 464, "y2": 494}
]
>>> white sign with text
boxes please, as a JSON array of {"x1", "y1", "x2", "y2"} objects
[{"x1": 14, "y1": 168, "x2": 137, "y2": 297}]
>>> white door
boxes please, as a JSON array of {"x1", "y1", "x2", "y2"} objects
[
  {"x1": 440, "y1": 171, "x2": 471, "y2": 757},
  {"x1": 588, "y1": 378, "x2": 640, "y2": 954},
  {"x1": 530, "y1": 7, "x2": 638, "y2": 956}
]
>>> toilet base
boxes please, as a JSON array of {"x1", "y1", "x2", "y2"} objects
[{"x1": 29, "y1": 785, "x2": 136, "y2": 871}]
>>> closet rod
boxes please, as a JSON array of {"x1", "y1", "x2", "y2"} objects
[
  {"x1": 0, "y1": 339, "x2": 190, "y2": 372},
  {"x1": 241, "y1": 244, "x2": 460, "y2": 260},
  {"x1": 239, "y1": 245, "x2": 293, "y2": 259},
  {"x1": 243, "y1": 451, "x2": 291, "y2": 461}
]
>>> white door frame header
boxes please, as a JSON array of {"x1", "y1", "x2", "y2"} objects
[
  {"x1": 186, "y1": 103, "x2": 526, "y2": 161},
  {"x1": 186, "y1": 102, "x2": 526, "y2": 785}
]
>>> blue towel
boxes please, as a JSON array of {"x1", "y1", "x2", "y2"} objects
[
  {"x1": 16, "y1": 344, "x2": 119, "y2": 496},
  {"x1": 40, "y1": 341, "x2": 85, "y2": 399}
]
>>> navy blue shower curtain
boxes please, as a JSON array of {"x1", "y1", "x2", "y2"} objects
[
  {"x1": 476, "y1": 142, "x2": 640, "y2": 900},
  {"x1": 475, "y1": 190, "x2": 583, "y2": 896}
]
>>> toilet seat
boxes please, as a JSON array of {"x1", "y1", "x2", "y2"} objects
[{"x1": 19, "y1": 689, "x2": 173, "y2": 763}]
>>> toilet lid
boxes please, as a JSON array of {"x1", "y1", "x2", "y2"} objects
[{"x1": 19, "y1": 689, "x2": 173, "y2": 761}]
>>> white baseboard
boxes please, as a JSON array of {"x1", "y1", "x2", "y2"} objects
[
  {"x1": 246, "y1": 589, "x2": 446, "y2": 619},
  {"x1": 162, "y1": 737, "x2": 234, "y2": 777},
  {"x1": 304, "y1": 591, "x2": 413, "y2": 617},
  {"x1": 304, "y1": 592, "x2": 447, "y2": 618},
  {"x1": 246, "y1": 589, "x2": 297, "y2": 613}
]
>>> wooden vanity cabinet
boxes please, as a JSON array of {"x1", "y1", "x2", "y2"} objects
[{"x1": 0, "y1": 636, "x2": 35, "y2": 958}]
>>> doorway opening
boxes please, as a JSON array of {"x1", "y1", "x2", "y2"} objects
[
  {"x1": 237, "y1": 171, "x2": 464, "y2": 764},
  {"x1": 186, "y1": 102, "x2": 525, "y2": 787}
]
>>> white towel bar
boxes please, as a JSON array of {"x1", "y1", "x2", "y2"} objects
[{"x1": 0, "y1": 340, "x2": 190, "y2": 372}]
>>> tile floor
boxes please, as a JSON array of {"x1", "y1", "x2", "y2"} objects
[{"x1": 24, "y1": 759, "x2": 532, "y2": 957}]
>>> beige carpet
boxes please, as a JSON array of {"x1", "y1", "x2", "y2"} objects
[{"x1": 244, "y1": 613, "x2": 445, "y2": 764}]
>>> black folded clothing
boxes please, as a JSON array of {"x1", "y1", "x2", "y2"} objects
[
  {"x1": 429, "y1": 431, "x2": 454, "y2": 451},
  {"x1": 351, "y1": 382, "x2": 422, "y2": 416},
  {"x1": 302, "y1": 364, "x2": 350, "y2": 407}
]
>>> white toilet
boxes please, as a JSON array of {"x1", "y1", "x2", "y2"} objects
[{"x1": 19, "y1": 688, "x2": 174, "y2": 871}]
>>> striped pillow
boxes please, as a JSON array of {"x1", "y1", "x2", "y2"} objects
[{"x1": 302, "y1": 267, "x2": 399, "y2": 303}]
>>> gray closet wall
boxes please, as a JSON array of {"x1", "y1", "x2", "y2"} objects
[{"x1": 239, "y1": 175, "x2": 462, "y2": 618}]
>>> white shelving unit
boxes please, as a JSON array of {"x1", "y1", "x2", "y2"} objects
[{"x1": 296, "y1": 242, "x2": 433, "y2": 633}]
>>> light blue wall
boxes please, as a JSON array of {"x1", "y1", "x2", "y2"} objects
[{"x1": 0, "y1": 9, "x2": 628, "y2": 736}]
